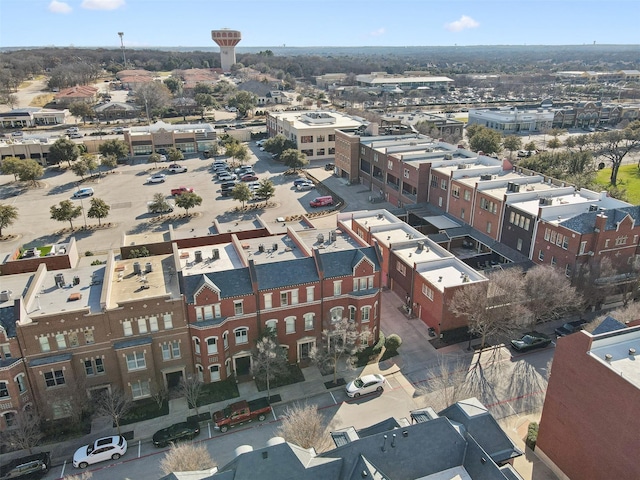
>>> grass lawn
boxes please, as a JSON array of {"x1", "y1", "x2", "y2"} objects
[
  {"x1": 254, "y1": 364, "x2": 305, "y2": 392},
  {"x1": 121, "y1": 398, "x2": 169, "y2": 425},
  {"x1": 196, "y1": 377, "x2": 240, "y2": 407},
  {"x1": 595, "y1": 164, "x2": 640, "y2": 205}
]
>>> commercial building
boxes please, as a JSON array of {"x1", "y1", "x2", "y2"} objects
[
  {"x1": 0, "y1": 135, "x2": 68, "y2": 166},
  {"x1": 355, "y1": 72, "x2": 454, "y2": 90},
  {"x1": 536, "y1": 324, "x2": 640, "y2": 480},
  {"x1": 0, "y1": 108, "x2": 69, "y2": 128},
  {"x1": 467, "y1": 107, "x2": 554, "y2": 133},
  {"x1": 53, "y1": 85, "x2": 99, "y2": 106},
  {"x1": 123, "y1": 121, "x2": 218, "y2": 156},
  {"x1": 266, "y1": 110, "x2": 368, "y2": 162}
]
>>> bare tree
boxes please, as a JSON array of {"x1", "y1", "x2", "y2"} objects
[
  {"x1": 159, "y1": 442, "x2": 216, "y2": 475},
  {"x1": 251, "y1": 334, "x2": 289, "y2": 401},
  {"x1": 151, "y1": 383, "x2": 168, "y2": 410},
  {"x1": 4, "y1": 411, "x2": 43, "y2": 453},
  {"x1": 95, "y1": 388, "x2": 131, "y2": 435},
  {"x1": 311, "y1": 318, "x2": 360, "y2": 384},
  {"x1": 428, "y1": 355, "x2": 471, "y2": 411},
  {"x1": 276, "y1": 403, "x2": 332, "y2": 452},
  {"x1": 522, "y1": 265, "x2": 583, "y2": 326},
  {"x1": 179, "y1": 375, "x2": 203, "y2": 417},
  {"x1": 450, "y1": 268, "x2": 526, "y2": 366}
]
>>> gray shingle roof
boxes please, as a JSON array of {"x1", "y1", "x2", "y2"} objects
[
  {"x1": 560, "y1": 206, "x2": 640, "y2": 234},
  {"x1": 320, "y1": 247, "x2": 380, "y2": 279},
  {"x1": 592, "y1": 315, "x2": 627, "y2": 335},
  {"x1": 182, "y1": 269, "x2": 253, "y2": 304},
  {"x1": 28, "y1": 353, "x2": 72, "y2": 367},
  {"x1": 113, "y1": 336, "x2": 153, "y2": 350},
  {"x1": 254, "y1": 258, "x2": 319, "y2": 291},
  {"x1": 0, "y1": 305, "x2": 17, "y2": 338}
]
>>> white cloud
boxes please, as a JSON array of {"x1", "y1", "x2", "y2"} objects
[
  {"x1": 445, "y1": 15, "x2": 480, "y2": 33},
  {"x1": 81, "y1": 0, "x2": 126, "y2": 10},
  {"x1": 48, "y1": 0, "x2": 72, "y2": 14},
  {"x1": 369, "y1": 28, "x2": 386, "y2": 37}
]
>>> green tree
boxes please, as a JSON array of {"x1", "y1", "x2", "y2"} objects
[
  {"x1": 101, "y1": 154, "x2": 118, "y2": 171},
  {"x1": 70, "y1": 159, "x2": 89, "y2": 179},
  {"x1": 48, "y1": 137, "x2": 80, "y2": 167},
  {"x1": 194, "y1": 93, "x2": 218, "y2": 116},
  {"x1": 231, "y1": 182, "x2": 252, "y2": 208},
  {"x1": 17, "y1": 159, "x2": 44, "y2": 186},
  {"x1": 87, "y1": 197, "x2": 110, "y2": 225},
  {"x1": 163, "y1": 77, "x2": 182, "y2": 95},
  {"x1": 593, "y1": 121, "x2": 640, "y2": 186},
  {"x1": 255, "y1": 178, "x2": 275, "y2": 205},
  {"x1": 547, "y1": 137, "x2": 562, "y2": 150},
  {"x1": 227, "y1": 91, "x2": 257, "y2": 117},
  {"x1": 231, "y1": 143, "x2": 249, "y2": 165},
  {"x1": 175, "y1": 191, "x2": 202, "y2": 215},
  {"x1": 251, "y1": 333, "x2": 289, "y2": 401},
  {"x1": 135, "y1": 82, "x2": 172, "y2": 119},
  {"x1": 523, "y1": 141, "x2": 538, "y2": 152},
  {"x1": 0, "y1": 156, "x2": 23, "y2": 181},
  {"x1": 0, "y1": 204, "x2": 18, "y2": 237},
  {"x1": 502, "y1": 135, "x2": 522, "y2": 159},
  {"x1": 50, "y1": 200, "x2": 83, "y2": 229},
  {"x1": 469, "y1": 127, "x2": 502, "y2": 155},
  {"x1": 68, "y1": 101, "x2": 94, "y2": 124},
  {"x1": 264, "y1": 134, "x2": 296, "y2": 155},
  {"x1": 148, "y1": 152, "x2": 162, "y2": 169},
  {"x1": 281, "y1": 148, "x2": 308, "y2": 172},
  {"x1": 148, "y1": 192, "x2": 172, "y2": 214},
  {"x1": 167, "y1": 147, "x2": 184, "y2": 163},
  {"x1": 98, "y1": 139, "x2": 129, "y2": 162}
]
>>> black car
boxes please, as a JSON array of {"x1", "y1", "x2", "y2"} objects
[
  {"x1": 510, "y1": 331, "x2": 552, "y2": 352},
  {"x1": 0, "y1": 452, "x2": 50, "y2": 479},
  {"x1": 152, "y1": 421, "x2": 200, "y2": 447},
  {"x1": 555, "y1": 319, "x2": 588, "y2": 337}
]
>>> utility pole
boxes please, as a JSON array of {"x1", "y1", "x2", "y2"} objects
[{"x1": 118, "y1": 32, "x2": 126, "y2": 68}]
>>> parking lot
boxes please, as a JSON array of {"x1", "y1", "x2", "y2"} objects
[{"x1": 0, "y1": 144, "x2": 390, "y2": 256}]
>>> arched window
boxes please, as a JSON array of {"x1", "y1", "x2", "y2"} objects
[
  {"x1": 361, "y1": 306, "x2": 371, "y2": 323},
  {"x1": 209, "y1": 364, "x2": 221, "y2": 382},
  {"x1": 195, "y1": 364, "x2": 204, "y2": 382},
  {"x1": 285, "y1": 317, "x2": 296, "y2": 334},
  {"x1": 265, "y1": 319, "x2": 278, "y2": 333},
  {"x1": 348, "y1": 306, "x2": 356, "y2": 322},
  {"x1": 234, "y1": 327, "x2": 248, "y2": 345},
  {"x1": 193, "y1": 337, "x2": 201, "y2": 354},
  {"x1": 330, "y1": 307, "x2": 344, "y2": 323},
  {"x1": 304, "y1": 313, "x2": 315, "y2": 331},
  {"x1": 0, "y1": 381, "x2": 9, "y2": 398},
  {"x1": 205, "y1": 337, "x2": 218, "y2": 355}
]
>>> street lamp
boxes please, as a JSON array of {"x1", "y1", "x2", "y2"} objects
[
  {"x1": 118, "y1": 32, "x2": 126, "y2": 68},
  {"x1": 76, "y1": 184, "x2": 88, "y2": 229}
]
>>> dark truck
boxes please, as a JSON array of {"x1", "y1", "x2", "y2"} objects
[
  {"x1": 213, "y1": 397, "x2": 272, "y2": 433},
  {"x1": 555, "y1": 319, "x2": 588, "y2": 337}
]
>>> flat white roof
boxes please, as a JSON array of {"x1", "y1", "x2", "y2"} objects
[
  {"x1": 589, "y1": 327, "x2": 640, "y2": 389},
  {"x1": 423, "y1": 216, "x2": 461, "y2": 230}
]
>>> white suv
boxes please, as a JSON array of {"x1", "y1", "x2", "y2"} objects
[{"x1": 73, "y1": 435, "x2": 127, "y2": 469}]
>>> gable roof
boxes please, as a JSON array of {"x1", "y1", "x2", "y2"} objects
[
  {"x1": 438, "y1": 397, "x2": 523, "y2": 464},
  {"x1": 560, "y1": 206, "x2": 640, "y2": 234},
  {"x1": 592, "y1": 315, "x2": 628, "y2": 335},
  {"x1": 182, "y1": 268, "x2": 253, "y2": 303},
  {"x1": 253, "y1": 257, "x2": 319, "y2": 291},
  {"x1": 320, "y1": 247, "x2": 380, "y2": 279}
]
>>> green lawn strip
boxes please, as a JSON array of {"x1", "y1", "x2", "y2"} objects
[
  {"x1": 595, "y1": 164, "x2": 640, "y2": 205},
  {"x1": 254, "y1": 364, "x2": 305, "y2": 392},
  {"x1": 120, "y1": 398, "x2": 169, "y2": 425},
  {"x1": 196, "y1": 377, "x2": 240, "y2": 407}
]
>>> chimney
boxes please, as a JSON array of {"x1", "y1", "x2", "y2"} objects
[{"x1": 595, "y1": 213, "x2": 607, "y2": 233}]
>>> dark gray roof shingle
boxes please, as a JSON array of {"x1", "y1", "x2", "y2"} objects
[
  {"x1": 560, "y1": 206, "x2": 640, "y2": 234},
  {"x1": 113, "y1": 336, "x2": 153, "y2": 350},
  {"x1": 182, "y1": 268, "x2": 253, "y2": 304},
  {"x1": 254, "y1": 258, "x2": 319, "y2": 291},
  {"x1": 320, "y1": 247, "x2": 380, "y2": 279},
  {"x1": 29, "y1": 353, "x2": 72, "y2": 367}
]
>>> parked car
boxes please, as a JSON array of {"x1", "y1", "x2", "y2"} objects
[
  {"x1": 213, "y1": 397, "x2": 271, "y2": 433},
  {"x1": 111, "y1": 127, "x2": 125, "y2": 134},
  {"x1": 171, "y1": 186, "x2": 194, "y2": 196},
  {"x1": 234, "y1": 166, "x2": 253, "y2": 175},
  {"x1": 555, "y1": 319, "x2": 588, "y2": 337},
  {"x1": 293, "y1": 178, "x2": 312, "y2": 187},
  {"x1": 0, "y1": 452, "x2": 50, "y2": 479},
  {"x1": 147, "y1": 173, "x2": 167, "y2": 184},
  {"x1": 310, "y1": 196, "x2": 333, "y2": 208},
  {"x1": 240, "y1": 173, "x2": 258, "y2": 182},
  {"x1": 510, "y1": 332, "x2": 552, "y2": 352},
  {"x1": 159, "y1": 154, "x2": 167, "y2": 162},
  {"x1": 345, "y1": 374, "x2": 386, "y2": 398},
  {"x1": 66, "y1": 127, "x2": 79, "y2": 134},
  {"x1": 73, "y1": 187, "x2": 94, "y2": 198},
  {"x1": 69, "y1": 133, "x2": 83, "y2": 139},
  {"x1": 152, "y1": 421, "x2": 201, "y2": 447},
  {"x1": 73, "y1": 436, "x2": 127, "y2": 468},
  {"x1": 168, "y1": 164, "x2": 187, "y2": 174},
  {"x1": 218, "y1": 172, "x2": 237, "y2": 182},
  {"x1": 11, "y1": 130, "x2": 24, "y2": 137},
  {"x1": 296, "y1": 182, "x2": 315, "y2": 191}
]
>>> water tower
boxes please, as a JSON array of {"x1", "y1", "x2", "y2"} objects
[{"x1": 211, "y1": 29, "x2": 241, "y2": 72}]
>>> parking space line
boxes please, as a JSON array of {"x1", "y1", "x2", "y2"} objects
[
  {"x1": 138, "y1": 440, "x2": 141, "y2": 458},
  {"x1": 329, "y1": 391, "x2": 337, "y2": 405},
  {"x1": 271, "y1": 409, "x2": 277, "y2": 421}
]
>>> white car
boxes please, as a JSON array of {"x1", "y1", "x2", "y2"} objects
[
  {"x1": 218, "y1": 172, "x2": 237, "y2": 182},
  {"x1": 73, "y1": 435, "x2": 127, "y2": 469},
  {"x1": 345, "y1": 374, "x2": 386, "y2": 398},
  {"x1": 147, "y1": 173, "x2": 167, "y2": 184},
  {"x1": 296, "y1": 183, "x2": 315, "y2": 191},
  {"x1": 72, "y1": 187, "x2": 94, "y2": 198},
  {"x1": 168, "y1": 164, "x2": 187, "y2": 173}
]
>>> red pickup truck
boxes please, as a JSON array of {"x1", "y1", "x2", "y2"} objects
[
  {"x1": 213, "y1": 397, "x2": 272, "y2": 433},
  {"x1": 171, "y1": 186, "x2": 194, "y2": 196}
]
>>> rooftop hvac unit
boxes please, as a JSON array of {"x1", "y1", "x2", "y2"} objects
[
  {"x1": 457, "y1": 164, "x2": 467, "y2": 169},
  {"x1": 507, "y1": 181, "x2": 514, "y2": 192},
  {"x1": 194, "y1": 251, "x2": 203, "y2": 263},
  {"x1": 212, "y1": 248, "x2": 220, "y2": 260},
  {"x1": 133, "y1": 262, "x2": 141, "y2": 275},
  {"x1": 55, "y1": 273, "x2": 65, "y2": 288},
  {"x1": 480, "y1": 174, "x2": 492, "y2": 181},
  {"x1": 329, "y1": 230, "x2": 336, "y2": 242},
  {"x1": 512, "y1": 184, "x2": 520, "y2": 193},
  {"x1": 417, "y1": 241, "x2": 424, "y2": 251},
  {"x1": 444, "y1": 153, "x2": 453, "y2": 160},
  {"x1": 258, "y1": 244, "x2": 265, "y2": 253},
  {"x1": 317, "y1": 233, "x2": 325, "y2": 244},
  {"x1": 0, "y1": 290, "x2": 11, "y2": 302},
  {"x1": 73, "y1": 276, "x2": 80, "y2": 286},
  {"x1": 589, "y1": 204, "x2": 598, "y2": 212},
  {"x1": 145, "y1": 262, "x2": 153, "y2": 273},
  {"x1": 273, "y1": 243, "x2": 278, "y2": 251}
]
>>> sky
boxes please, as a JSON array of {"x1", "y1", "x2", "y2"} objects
[{"x1": 1, "y1": 0, "x2": 638, "y2": 49}]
